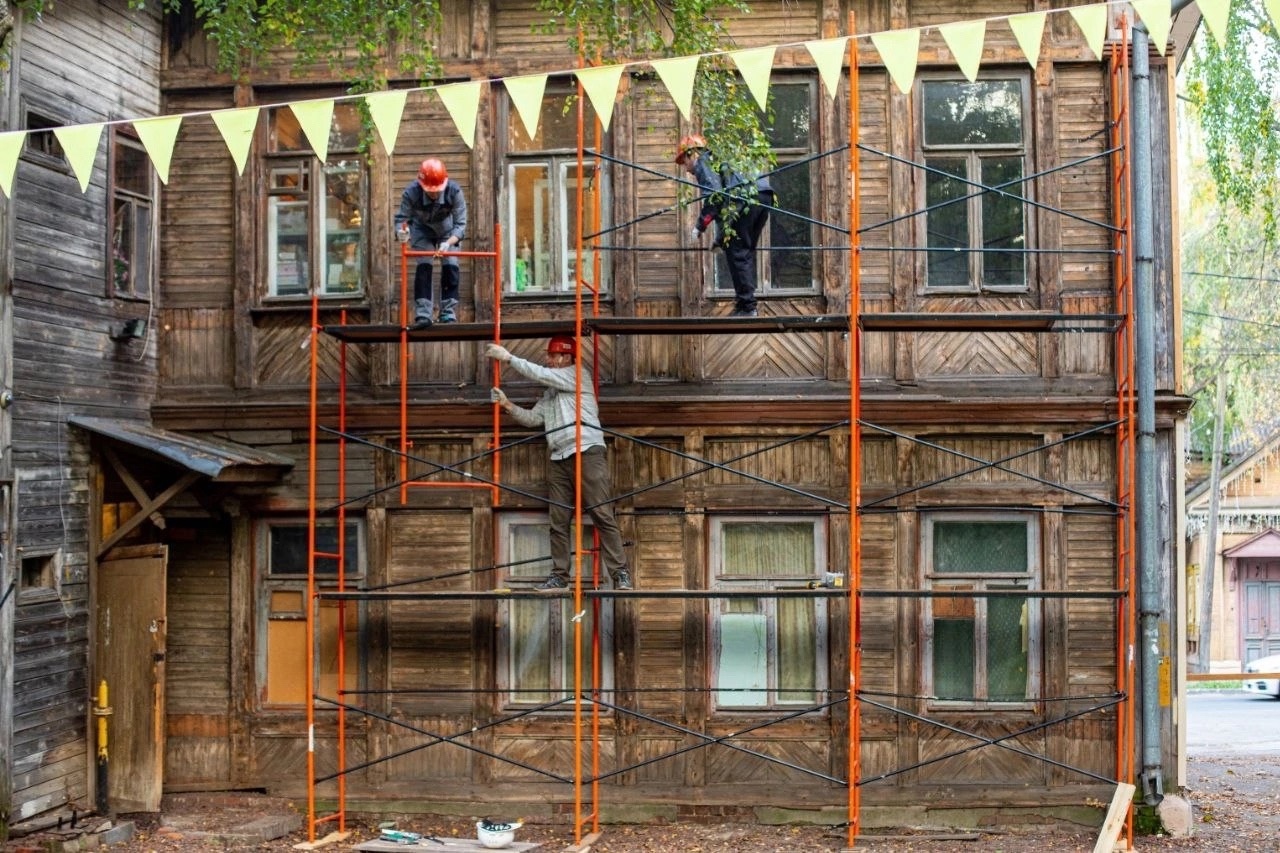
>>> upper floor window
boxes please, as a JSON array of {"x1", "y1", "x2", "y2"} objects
[
  {"x1": 712, "y1": 80, "x2": 817, "y2": 296},
  {"x1": 22, "y1": 107, "x2": 68, "y2": 171},
  {"x1": 497, "y1": 513, "x2": 614, "y2": 707},
  {"x1": 109, "y1": 130, "x2": 155, "y2": 300},
  {"x1": 503, "y1": 88, "x2": 610, "y2": 296},
  {"x1": 919, "y1": 77, "x2": 1029, "y2": 291},
  {"x1": 922, "y1": 513, "x2": 1040, "y2": 707},
  {"x1": 709, "y1": 516, "x2": 828, "y2": 711},
  {"x1": 264, "y1": 103, "x2": 366, "y2": 299}
]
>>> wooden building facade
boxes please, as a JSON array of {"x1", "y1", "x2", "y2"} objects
[{"x1": 1, "y1": 0, "x2": 1195, "y2": 837}]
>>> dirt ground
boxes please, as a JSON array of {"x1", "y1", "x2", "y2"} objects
[{"x1": 4, "y1": 755, "x2": 1276, "y2": 853}]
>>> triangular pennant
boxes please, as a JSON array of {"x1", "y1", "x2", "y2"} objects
[
  {"x1": 53, "y1": 123, "x2": 104, "y2": 193},
  {"x1": 505, "y1": 74, "x2": 549, "y2": 139},
  {"x1": 1132, "y1": 0, "x2": 1172, "y2": 55},
  {"x1": 870, "y1": 28, "x2": 921, "y2": 96},
  {"x1": 132, "y1": 115, "x2": 182, "y2": 184},
  {"x1": 211, "y1": 107, "x2": 259, "y2": 176},
  {"x1": 437, "y1": 80, "x2": 484, "y2": 148},
  {"x1": 650, "y1": 56, "x2": 699, "y2": 121},
  {"x1": 1268, "y1": 0, "x2": 1280, "y2": 34},
  {"x1": 728, "y1": 46, "x2": 776, "y2": 111},
  {"x1": 0, "y1": 131, "x2": 24, "y2": 198},
  {"x1": 1008, "y1": 12, "x2": 1047, "y2": 68},
  {"x1": 804, "y1": 37, "x2": 849, "y2": 100},
  {"x1": 575, "y1": 64, "x2": 626, "y2": 133},
  {"x1": 1068, "y1": 3, "x2": 1109, "y2": 61},
  {"x1": 939, "y1": 19, "x2": 986, "y2": 83},
  {"x1": 1197, "y1": 0, "x2": 1231, "y2": 48},
  {"x1": 363, "y1": 90, "x2": 408, "y2": 157},
  {"x1": 290, "y1": 99, "x2": 335, "y2": 162}
]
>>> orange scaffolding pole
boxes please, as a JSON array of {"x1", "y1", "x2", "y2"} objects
[{"x1": 846, "y1": 10, "x2": 862, "y2": 847}]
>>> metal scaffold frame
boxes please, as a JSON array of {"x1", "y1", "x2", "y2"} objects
[{"x1": 302, "y1": 14, "x2": 1138, "y2": 849}]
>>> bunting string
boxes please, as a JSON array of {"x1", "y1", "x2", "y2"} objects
[{"x1": 0, "y1": 1, "x2": 1248, "y2": 198}]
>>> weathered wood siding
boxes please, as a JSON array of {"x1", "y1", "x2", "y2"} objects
[{"x1": 5, "y1": 0, "x2": 162, "y2": 827}]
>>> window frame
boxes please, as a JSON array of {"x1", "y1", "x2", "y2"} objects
[
  {"x1": 107, "y1": 128, "x2": 156, "y2": 301},
  {"x1": 21, "y1": 105, "x2": 70, "y2": 173},
  {"x1": 500, "y1": 85, "x2": 612, "y2": 298},
  {"x1": 261, "y1": 102, "x2": 368, "y2": 302},
  {"x1": 18, "y1": 548, "x2": 61, "y2": 602},
  {"x1": 708, "y1": 78, "x2": 819, "y2": 299},
  {"x1": 256, "y1": 517, "x2": 366, "y2": 709},
  {"x1": 708, "y1": 515, "x2": 829, "y2": 713},
  {"x1": 495, "y1": 511, "x2": 615, "y2": 709},
  {"x1": 915, "y1": 74, "x2": 1033, "y2": 294},
  {"x1": 921, "y1": 511, "x2": 1041, "y2": 710}
]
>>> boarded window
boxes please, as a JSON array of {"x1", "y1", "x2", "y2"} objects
[
  {"x1": 919, "y1": 77, "x2": 1030, "y2": 291},
  {"x1": 924, "y1": 514, "x2": 1039, "y2": 705},
  {"x1": 709, "y1": 517, "x2": 827, "y2": 710},
  {"x1": 502, "y1": 87, "x2": 610, "y2": 295}
]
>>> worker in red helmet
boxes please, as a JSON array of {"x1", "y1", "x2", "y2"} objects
[
  {"x1": 677, "y1": 134, "x2": 774, "y2": 318},
  {"x1": 485, "y1": 336, "x2": 633, "y2": 591},
  {"x1": 394, "y1": 158, "x2": 468, "y2": 327}
]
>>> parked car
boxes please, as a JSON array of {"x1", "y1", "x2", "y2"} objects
[{"x1": 1242, "y1": 653, "x2": 1280, "y2": 699}]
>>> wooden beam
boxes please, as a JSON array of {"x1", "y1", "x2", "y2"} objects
[
  {"x1": 102, "y1": 445, "x2": 167, "y2": 530},
  {"x1": 97, "y1": 471, "x2": 201, "y2": 557},
  {"x1": 1092, "y1": 782, "x2": 1134, "y2": 853}
]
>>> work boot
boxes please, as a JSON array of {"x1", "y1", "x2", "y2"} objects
[
  {"x1": 612, "y1": 567, "x2": 634, "y2": 591},
  {"x1": 536, "y1": 575, "x2": 569, "y2": 591},
  {"x1": 438, "y1": 298, "x2": 459, "y2": 324},
  {"x1": 409, "y1": 298, "x2": 433, "y2": 330}
]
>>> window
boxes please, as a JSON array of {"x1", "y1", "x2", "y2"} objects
[
  {"x1": 919, "y1": 77, "x2": 1029, "y2": 290},
  {"x1": 109, "y1": 131, "x2": 155, "y2": 299},
  {"x1": 923, "y1": 514, "x2": 1040, "y2": 706},
  {"x1": 19, "y1": 551, "x2": 60, "y2": 598},
  {"x1": 709, "y1": 517, "x2": 827, "y2": 711},
  {"x1": 23, "y1": 108, "x2": 68, "y2": 169},
  {"x1": 712, "y1": 80, "x2": 817, "y2": 296},
  {"x1": 264, "y1": 103, "x2": 366, "y2": 298},
  {"x1": 503, "y1": 88, "x2": 610, "y2": 295},
  {"x1": 259, "y1": 519, "x2": 364, "y2": 707},
  {"x1": 496, "y1": 513, "x2": 613, "y2": 706}
]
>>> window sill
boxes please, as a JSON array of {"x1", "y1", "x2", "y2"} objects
[{"x1": 251, "y1": 300, "x2": 370, "y2": 316}]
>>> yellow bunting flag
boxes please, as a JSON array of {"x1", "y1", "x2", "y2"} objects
[
  {"x1": 505, "y1": 74, "x2": 549, "y2": 140},
  {"x1": 939, "y1": 19, "x2": 987, "y2": 83},
  {"x1": 804, "y1": 37, "x2": 849, "y2": 100},
  {"x1": 1008, "y1": 12, "x2": 1047, "y2": 68},
  {"x1": 437, "y1": 80, "x2": 484, "y2": 148},
  {"x1": 1069, "y1": 3, "x2": 1109, "y2": 61},
  {"x1": 650, "y1": 56, "x2": 699, "y2": 121},
  {"x1": 728, "y1": 46, "x2": 776, "y2": 111},
  {"x1": 290, "y1": 99, "x2": 335, "y2": 162},
  {"x1": 1197, "y1": 0, "x2": 1231, "y2": 48},
  {"x1": 870, "y1": 28, "x2": 921, "y2": 96},
  {"x1": 0, "y1": 131, "x2": 24, "y2": 198},
  {"x1": 211, "y1": 107, "x2": 259, "y2": 177},
  {"x1": 1132, "y1": 0, "x2": 1172, "y2": 55},
  {"x1": 1268, "y1": 0, "x2": 1280, "y2": 32},
  {"x1": 53, "y1": 123, "x2": 104, "y2": 193},
  {"x1": 363, "y1": 90, "x2": 408, "y2": 157},
  {"x1": 575, "y1": 64, "x2": 626, "y2": 133},
  {"x1": 132, "y1": 115, "x2": 182, "y2": 184}
]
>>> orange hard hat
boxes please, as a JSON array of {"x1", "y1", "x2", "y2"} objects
[
  {"x1": 417, "y1": 158, "x2": 448, "y2": 192},
  {"x1": 675, "y1": 134, "x2": 706, "y2": 165},
  {"x1": 547, "y1": 335, "x2": 576, "y2": 356}
]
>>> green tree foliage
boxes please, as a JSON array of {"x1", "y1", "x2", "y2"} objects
[{"x1": 1184, "y1": 6, "x2": 1280, "y2": 240}]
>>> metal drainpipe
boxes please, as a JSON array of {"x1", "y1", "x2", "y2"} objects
[{"x1": 1130, "y1": 23, "x2": 1164, "y2": 806}]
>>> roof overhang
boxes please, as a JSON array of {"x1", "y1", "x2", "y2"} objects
[{"x1": 70, "y1": 416, "x2": 293, "y2": 483}]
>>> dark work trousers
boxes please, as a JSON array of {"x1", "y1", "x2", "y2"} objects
[
  {"x1": 413, "y1": 261, "x2": 460, "y2": 303},
  {"x1": 546, "y1": 445, "x2": 627, "y2": 583},
  {"x1": 720, "y1": 190, "x2": 773, "y2": 312}
]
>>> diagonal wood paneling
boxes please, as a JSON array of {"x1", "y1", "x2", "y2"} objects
[
  {"x1": 915, "y1": 723, "x2": 1047, "y2": 786},
  {"x1": 254, "y1": 313, "x2": 371, "y2": 387},
  {"x1": 703, "y1": 327, "x2": 826, "y2": 380}
]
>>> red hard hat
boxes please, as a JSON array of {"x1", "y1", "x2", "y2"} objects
[
  {"x1": 675, "y1": 134, "x2": 706, "y2": 165},
  {"x1": 547, "y1": 335, "x2": 576, "y2": 356},
  {"x1": 417, "y1": 158, "x2": 448, "y2": 192}
]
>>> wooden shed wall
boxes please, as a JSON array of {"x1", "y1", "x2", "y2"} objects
[{"x1": 6, "y1": 0, "x2": 162, "y2": 826}]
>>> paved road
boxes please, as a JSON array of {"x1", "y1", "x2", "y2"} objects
[{"x1": 1186, "y1": 691, "x2": 1280, "y2": 755}]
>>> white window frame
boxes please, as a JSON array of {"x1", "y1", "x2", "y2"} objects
[
  {"x1": 917, "y1": 74, "x2": 1032, "y2": 293},
  {"x1": 921, "y1": 512, "x2": 1041, "y2": 710},
  {"x1": 495, "y1": 511, "x2": 614, "y2": 708},
  {"x1": 709, "y1": 515, "x2": 828, "y2": 712},
  {"x1": 257, "y1": 517, "x2": 365, "y2": 709}
]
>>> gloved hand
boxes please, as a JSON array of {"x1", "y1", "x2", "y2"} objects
[
  {"x1": 396, "y1": 224, "x2": 409, "y2": 243},
  {"x1": 485, "y1": 343, "x2": 511, "y2": 363},
  {"x1": 438, "y1": 241, "x2": 451, "y2": 254},
  {"x1": 690, "y1": 227, "x2": 702, "y2": 242},
  {"x1": 490, "y1": 387, "x2": 508, "y2": 406}
]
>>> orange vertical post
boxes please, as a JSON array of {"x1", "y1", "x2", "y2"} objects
[{"x1": 846, "y1": 12, "x2": 863, "y2": 847}]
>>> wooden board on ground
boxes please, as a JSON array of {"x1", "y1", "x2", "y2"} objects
[
  {"x1": 354, "y1": 839, "x2": 540, "y2": 852},
  {"x1": 292, "y1": 830, "x2": 352, "y2": 850},
  {"x1": 1094, "y1": 782, "x2": 1136, "y2": 853}
]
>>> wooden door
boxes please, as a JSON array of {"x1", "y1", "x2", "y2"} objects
[{"x1": 96, "y1": 544, "x2": 167, "y2": 813}]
